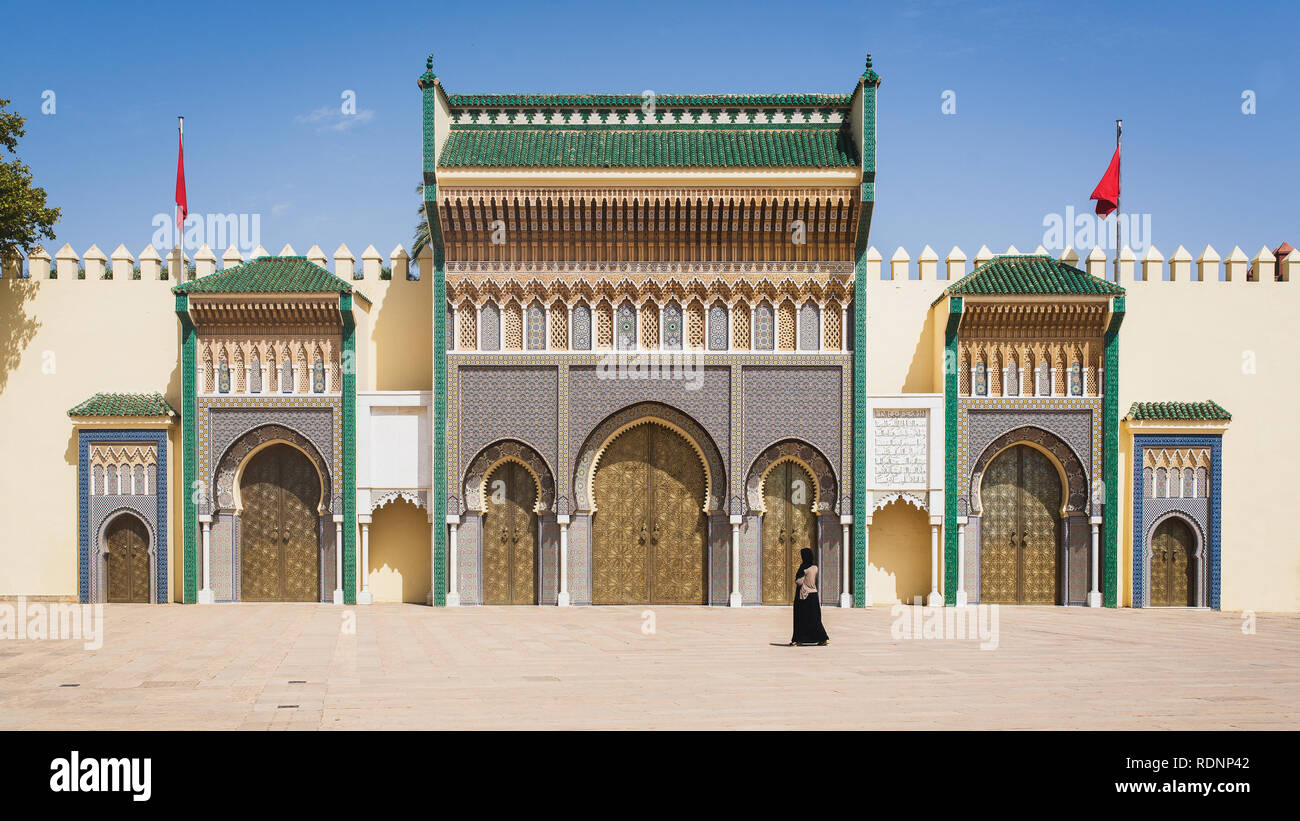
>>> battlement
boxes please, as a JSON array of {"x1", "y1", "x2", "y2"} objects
[
  {"x1": 7, "y1": 241, "x2": 1295, "y2": 287},
  {"x1": 1, "y1": 242, "x2": 437, "y2": 284},
  {"x1": 862, "y1": 243, "x2": 1297, "y2": 285}
]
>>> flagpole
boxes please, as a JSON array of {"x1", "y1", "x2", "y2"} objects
[
  {"x1": 1113, "y1": 119, "x2": 1122, "y2": 281},
  {"x1": 177, "y1": 115, "x2": 185, "y2": 282}
]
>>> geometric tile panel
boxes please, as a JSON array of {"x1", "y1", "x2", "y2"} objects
[
  {"x1": 1132, "y1": 434, "x2": 1223, "y2": 609},
  {"x1": 742, "y1": 366, "x2": 842, "y2": 492},
  {"x1": 458, "y1": 366, "x2": 559, "y2": 489},
  {"x1": 77, "y1": 429, "x2": 168, "y2": 604}
]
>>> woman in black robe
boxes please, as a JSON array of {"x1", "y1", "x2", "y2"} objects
[{"x1": 790, "y1": 547, "x2": 829, "y2": 646}]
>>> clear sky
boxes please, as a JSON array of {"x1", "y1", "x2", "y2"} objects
[{"x1": 3, "y1": 0, "x2": 1296, "y2": 268}]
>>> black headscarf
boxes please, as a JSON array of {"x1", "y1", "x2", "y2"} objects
[{"x1": 796, "y1": 548, "x2": 816, "y2": 579}]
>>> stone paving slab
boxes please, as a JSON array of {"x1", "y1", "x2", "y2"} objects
[{"x1": 0, "y1": 603, "x2": 1296, "y2": 730}]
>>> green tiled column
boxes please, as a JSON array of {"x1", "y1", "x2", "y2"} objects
[
  {"x1": 176, "y1": 294, "x2": 197, "y2": 604},
  {"x1": 1102, "y1": 296, "x2": 1125, "y2": 607},
  {"x1": 942, "y1": 297, "x2": 962, "y2": 604},
  {"x1": 421, "y1": 64, "x2": 448, "y2": 606},
  {"x1": 342, "y1": 293, "x2": 357, "y2": 605}
]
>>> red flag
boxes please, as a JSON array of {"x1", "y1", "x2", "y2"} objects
[
  {"x1": 1090, "y1": 145, "x2": 1120, "y2": 217},
  {"x1": 175, "y1": 125, "x2": 188, "y2": 221}
]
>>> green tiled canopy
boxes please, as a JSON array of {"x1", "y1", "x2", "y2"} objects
[
  {"x1": 68, "y1": 392, "x2": 176, "y2": 418},
  {"x1": 439, "y1": 127, "x2": 857, "y2": 169},
  {"x1": 172, "y1": 257, "x2": 353, "y2": 295},
  {"x1": 446, "y1": 93, "x2": 852, "y2": 108},
  {"x1": 938, "y1": 255, "x2": 1125, "y2": 301},
  {"x1": 1127, "y1": 400, "x2": 1231, "y2": 421}
]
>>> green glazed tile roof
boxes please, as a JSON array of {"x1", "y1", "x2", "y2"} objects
[
  {"x1": 1126, "y1": 401, "x2": 1231, "y2": 421},
  {"x1": 68, "y1": 392, "x2": 176, "y2": 418},
  {"x1": 439, "y1": 127, "x2": 858, "y2": 168},
  {"x1": 938, "y1": 255, "x2": 1125, "y2": 302},
  {"x1": 446, "y1": 93, "x2": 852, "y2": 108},
  {"x1": 172, "y1": 257, "x2": 352, "y2": 295}
]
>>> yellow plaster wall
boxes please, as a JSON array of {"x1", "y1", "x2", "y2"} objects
[
  {"x1": 352, "y1": 269, "x2": 432, "y2": 392},
  {"x1": 0, "y1": 275, "x2": 182, "y2": 599},
  {"x1": 1117, "y1": 276, "x2": 1299, "y2": 612},
  {"x1": 868, "y1": 500, "x2": 932, "y2": 604},
  {"x1": 366, "y1": 498, "x2": 431, "y2": 603},
  {"x1": 863, "y1": 274, "x2": 945, "y2": 394}
]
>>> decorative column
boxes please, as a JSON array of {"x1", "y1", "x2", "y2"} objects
[
  {"x1": 197, "y1": 511, "x2": 214, "y2": 605},
  {"x1": 1088, "y1": 515, "x2": 1103, "y2": 608},
  {"x1": 728, "y1": 495, "x2": 742, "y2": 607},
  {"x1": 556, "y1": 495, "x2": 570, "y2": 607},
  {"x1": 955, "y1": 496, "x2": 969, "y2": 606},
  {"x1": 445, "y1": 495, "x2": 462, "y2": 606},
  {"x1": 927, "y1": 520, "x2": 944, "y2": 607},
  {"x1": 357, "y1": 515, "x2": 372, "y2": 604},
  {"x1": 839, "y1": 493, "x2": 853, "y2": 608},
  {"x1": 332, "y1": 514, "x2": 344, "y2": 604}
]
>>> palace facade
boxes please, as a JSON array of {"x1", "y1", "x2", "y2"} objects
[{"x1": 1, "y1": 58, "x2": 1296, "y2": 611}]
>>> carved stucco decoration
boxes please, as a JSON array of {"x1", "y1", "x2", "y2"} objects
[
  {"x1": 745, "y1": 439, "x2": 838, "y2": 514},
  {"x1": 370, "y1": 489, "x2": 429, "y2": 514},
  {"x1": 968, "y1": 425, "x2": 1089, "y2": 516},
  {"x1": 463, "y1": 439, "x2": 555, "y2": 513},
  {"x1": 872, "y1": 491, "x2": 929, "y2": 513},
  {"x1": 213, "y1": 423, "x2": 333, "y2": 513},
  {"x1": 573, "y1": 402, "x2": 725, "y2": 514}
]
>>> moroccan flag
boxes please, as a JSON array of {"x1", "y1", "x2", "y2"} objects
[
  {"x1": 1090, "y1": 145, "x2": 1120, "y2": 217},
  {"x1": 175, "y1": 121, "x2": 188, "y2": 221}
]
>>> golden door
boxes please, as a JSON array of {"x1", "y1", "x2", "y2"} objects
[
  {"x1": 105, "y1": 514, "x2": 150, "y2": 603},
  {"x1": 481, "y1": 461, "x2": 538, "y2": 605},
  {"x1": 761, "y1": 462, "x2": 817, "y2": 605},
  {"x1": 1149, "y1": 517, "x2": 1196, "y2": 607},
  {"x1": 592, "y1": 424, "x2": 707, "y2": 604},
  {"x1": 979, "y1": 444, "x2": 1060, "y2": 604},
  {"x1": 240, "y1": 444, "x2": 321, "y2": 602}
]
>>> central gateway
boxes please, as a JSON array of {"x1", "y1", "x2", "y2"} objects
[
  {"x1": 980, "y1": 444, "x2": 1061, "y2": 604},
  {"x1": 592, "y1": 424, "x2": 708, "y2": 605},
  {"x1": 240, "y1": 444, "x2": 322, "y2": 602}
]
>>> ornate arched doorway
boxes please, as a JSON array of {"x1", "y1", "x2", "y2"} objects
[
  {"x1": 239, "y1": 443, "x2": 322, "y2": 601},
  {"x1": 1149, "y1": 516, "x2": 1197, "y2": 607},
  {"x1": 761, "y1": 461, "x2": 817, "y2": 605},
  {"x1": 481, "y1": 461, "x2": 539, "y2": 605},
  {"x1": 591, "y1": 422, "x2": 708, "y2": 604},
  {"x1": 105, "y1": 513, "x2": 150, "y2": 603},
  {"x1": 979, "y1": 444, "x2": 1062, "y2": 604}
]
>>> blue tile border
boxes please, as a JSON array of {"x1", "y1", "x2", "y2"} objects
[
  {"x1": 78, "y1": 429, "x2": 169, "y2": 603},
  {"x1": 1131, "y1": 434, "x2": 1221, "y2": 609}
]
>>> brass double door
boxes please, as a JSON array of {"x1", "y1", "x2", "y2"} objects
[
  {"x1": 240, "y1": 444, "x2": 321, "y2": 602},
  {"x1": 481, "y1": 461, "x2": 538, "y2": 605},
  {"x1": 592, "y1": 424, "x2": 708, "y2": 604},
  {"x1": 1149, "y1": 517, "x2": 1197, "y2": 607},
  {"x1": 980, "y1": 444, "x2": 1061, "y2": 605},
  {"x1": 762, "y1": 462, "x2": 817, "y2": 605},
  {"x1": 105, "y1": 514, "x2": 150, "y2": 603}
]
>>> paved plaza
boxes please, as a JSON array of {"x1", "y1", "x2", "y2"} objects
[{"x1": 0, "y1": 604, "x2": 1296, "y2": 730}]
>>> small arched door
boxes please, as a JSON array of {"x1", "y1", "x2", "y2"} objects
[
  {"x1": 761, "y1": 461, "x2": 817, "y2": 605},
  {"x1": 240, "y1": 444, "x2": 322, "y2": 601},
  {"x1": 1149, "y1": 517, "x2": 1197, "y2": 607},
  {"x1": 481, "y1": 462, "x2": 538, "y2": 604},
  {"x1": 980, "y1": 444, "x2": 1061, "y2": 604},
  {"x1": 105, "y1": 514, "x2": 150, "y2": 603}
]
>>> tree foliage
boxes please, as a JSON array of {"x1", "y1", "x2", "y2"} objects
[{"x1": 0, "y1": 99, "x2": 60, "y2": 261}]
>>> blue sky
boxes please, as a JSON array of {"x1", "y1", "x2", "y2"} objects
[{"x1": 3, "y1": 0, "x2": 1296, "y2": 267}]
